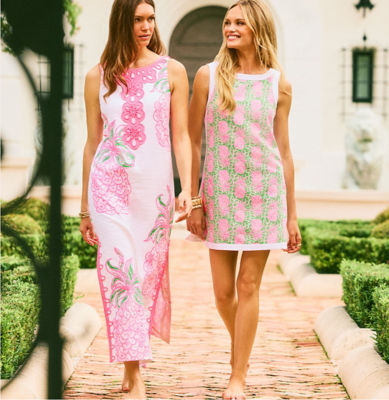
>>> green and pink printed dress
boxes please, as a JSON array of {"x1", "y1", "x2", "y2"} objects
[
  {"x1": 201, "y1": 62, "x2": 288, "y2": 250},
  {"x1": 88, "y1": 57, "x2": 174, "y2": 363}
]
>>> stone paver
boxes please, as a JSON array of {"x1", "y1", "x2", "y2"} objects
[{"x1": 64, "y1": 239, "x2": 348, "y2": 399}]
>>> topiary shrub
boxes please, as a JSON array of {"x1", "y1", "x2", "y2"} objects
[
  {"x1": 371, "y1": 220, "x2": 389, "y2": 239},
  {"x1": 372, "y1": 286, "x2": 389, "y2": 363},
  {"x1": 1, "y1": 234, "x2": 48, "y2": 259},
  {"x1": 2, "y1": 198, "x2": 49, "y2": 230},
  {"x1": 374, "y1": 207, "x2": 389, "y2": 225},
  {"x1": 340, "y1": 260, "x2": 389, "y2": 328},
  {"x1": 0, "y1": 280, "x2": 40, "y2": 379},
  {"x1": 1, "y1": 213, "x2": 44, "y2": 235},
  {"x1": 0, "y1": 254, "x2": 79, "y2": 379}
]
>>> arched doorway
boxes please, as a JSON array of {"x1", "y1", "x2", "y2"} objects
[{"x1": 169, "y1": 6, "x2": 227, "y2": 195}]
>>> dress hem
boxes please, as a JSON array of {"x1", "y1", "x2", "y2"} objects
[{"x1": 205, "y1": 241, "x2": 287, "y2": 251}]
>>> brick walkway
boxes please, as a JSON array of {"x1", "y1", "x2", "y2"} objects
[{"x1": 64, "y1": 238, "x2": 348, "y2": 399}]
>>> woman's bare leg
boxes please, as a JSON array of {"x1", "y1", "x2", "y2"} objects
[
  {"x1": 209, "y1": 249, "x2": 238, "y2": 366},
  {"x1": 224, "y1": 250, "x2": 269, "y2": 400},
  {"x1": 122, "y1": 361, "x2": 146, "y2": 399}
]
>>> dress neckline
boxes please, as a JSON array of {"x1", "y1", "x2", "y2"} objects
[
  {"x1": 127, "y1": 56, "x2": 166, "y2": 71},
  {"x1": 236, "y1": 68, "x2": 274, "y2": 81}
]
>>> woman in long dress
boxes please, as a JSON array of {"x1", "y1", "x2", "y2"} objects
[
  {"x1": 79, "y1": 0, "x2": 192, "y2": 397},
  {"x1": 187, "y1": 1, "x2": 301, "y2": 398}
]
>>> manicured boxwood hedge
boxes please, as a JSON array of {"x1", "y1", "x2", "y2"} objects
[
  {"x1": 0, "y1": 254, "x2": 79, "y2": 379},
  {"x1": 372, "y1": 286, "x2": 389, "y2": 363},
  {"x1": 340, "y1": 260, "x2": 389, "y2": 363},
  {"x1": 340, "y1": 260, "x2": 389, "y2": 328},
  {"x1": 297, "y1": 218, "x2": 372, "y2": 256},
  {"x1": 307, "y1": 229, "x2": 389, "y2": 273}
]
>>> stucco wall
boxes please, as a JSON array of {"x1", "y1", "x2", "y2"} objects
[{"x1": 1, "y1": 0, "x2": 388, "y2": 193}]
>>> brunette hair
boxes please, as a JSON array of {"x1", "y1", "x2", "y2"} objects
[
  {"x1": 215, "y1": 0, "x2": 281, "y2": 112},
  {"x1": 100, "y1": 0, "x2": 165, "y2": 98}
]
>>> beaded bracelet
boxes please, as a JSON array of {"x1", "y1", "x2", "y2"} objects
[{"x1": 79, "y1": 211, "x2": 90, "y2": 219}]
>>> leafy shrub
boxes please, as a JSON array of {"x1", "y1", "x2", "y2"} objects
[
  {"x1": 305, "y1": 227, "x2": 389, "y2": 273},
  {"x1": 1, "y1": 213, "x2": 44, "y2": 235},
  {"x1": 0, "y1": 255, "x2": 30, "y2": 272},
  {"x1": 340, "y1": 260, "x2": 389, "y2": 328},
  {"x1": 372, "y1": 286, "x2": 389, "y2": 363},
  {"x1": 298, "y1": 218, "x2": 372, "y2": 255},
  {"x1": 1, "y1": 280, "x2": 40, "y2": 379},
  {"x1": 371, "y1": 220, "x2": 389, "y2": 239},
  {"x1": 2, "y1": 198, "x2": 49, "y2": 230},
  {"x1": 1, "y1": 234, "x2": 48, "y2": 259},
  {"x1": 0, "y1": 254, "x2": 79, "y2": 379},
  {"x1": 374, "y1": 207, "x2": 389, "y2": 225}
]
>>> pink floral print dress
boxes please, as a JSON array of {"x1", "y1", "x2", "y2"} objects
[
  {"x1": 201, "y1": 62, "x2": 287, "y2": 250},
  {"x1": 88, "y1": 56, "x2": 174, "y2": 362}
]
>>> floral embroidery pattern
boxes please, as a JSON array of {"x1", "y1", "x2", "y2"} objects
[
  {"x1": 120, "y1": 58, "x2": 168, "y2": 150},
  {"x1": 203, "y1": 70, "x2": 287, "y2": 246},
  {"x1": 106, "y1": 247, "x2": 143, "y2": 307},
  {"x1": 143, "y1": 186, "x2": 173, "y2": 340}
]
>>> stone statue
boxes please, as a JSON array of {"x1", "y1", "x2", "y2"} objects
[{"x1": 343, "y1": 108, "x2": 385, "y2": 190}]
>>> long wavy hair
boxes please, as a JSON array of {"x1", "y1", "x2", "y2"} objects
[
  {"x1": 215, "y1": 0, "x2": 281, "y2": 112},
  {"x1": 100, "y1": 0, "x2": 165, "y2": 98}
]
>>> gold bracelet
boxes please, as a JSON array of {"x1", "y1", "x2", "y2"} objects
[
  {"x1": 79, "y1": 211, "x2": 90, "y2": 219},
  {"x1": 192, "y1": 203, "x2": 202, "y2": 210}
]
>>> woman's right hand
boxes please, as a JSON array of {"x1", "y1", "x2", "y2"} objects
[
  {"x1": 80, "y1": 217, "x2": 98, "y2": 246},
  {"x1": 186, "y1": 207, "x2": 206, "y2": 240}
]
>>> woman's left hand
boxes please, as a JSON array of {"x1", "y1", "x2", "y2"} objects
[
  {"x1": 175, "y1": 191, "x2": 192, "y2": 222},
  {"x1": 284, "y1": 218, "x2": 302, "y2": 253}
]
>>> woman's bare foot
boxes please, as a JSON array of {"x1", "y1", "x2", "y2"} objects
[
  {"x1": 222, "y1": 374, "x2": 246, "y2": 400},
  {"x1": 229, "y1": 358, "x2": 250, "y2": 376},
  {"x1": 122, "y1": 361, "x2": 146, "y2": 399}
]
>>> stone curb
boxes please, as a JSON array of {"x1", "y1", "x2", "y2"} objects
[
  {"x1": 1, "y1": 302, "x2": 101, "y2": 399},
  {"x1": 278, "y1": 252, "x2": 342, "y2": 297},
  {"x1": 315, "y1": 305, "x2": 389, "y2": 399}
]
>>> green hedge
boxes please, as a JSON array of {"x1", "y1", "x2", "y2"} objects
[
  {"x1": 298, "y1": 218, "x2": 372, "y2": 256},
  {"x1": 63, "y1": 230, "x2": 97, "y2": 269},
  {"x1": 2, "y1": 198, "x2": 49, "y2": 231},
  {"x1": 0, "y1": 254, "x2": 79, "y2": 379},
  {"x1": 340, "y1": 260, "x2": 389, "y2": 328},
  {"x1": 371, "y1": 220, "x2": 389, "y2": 239},
  {"x1": 1, "y1": 280, "x2": 40, "y2": 379},
  {"x1": 1, "y1": 234, "x2": 48, "y2": 260},
  {"x1": 1, "y1": 214, "x2": 44, "y2": 235},
  {"x1": 372, "y1": 286, "x2": 389, "y2": 363},
  {"x1": 374, "y1": 206, "x2": 389, "y2": 225},
  {"x1": 306, "y1": 228, "x2": 389, "y2": 273}
]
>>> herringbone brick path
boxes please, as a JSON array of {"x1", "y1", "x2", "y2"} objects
[{"x1": 63, "y1": 239, "x2": 348, "y2": 399}]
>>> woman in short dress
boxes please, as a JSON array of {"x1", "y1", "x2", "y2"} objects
[
  {"x1": 187, "y1": 0, "x2": 301, "y2": 398},
  {"x1": 80, "y1": 0, "x2": 192, "y2": 398}
]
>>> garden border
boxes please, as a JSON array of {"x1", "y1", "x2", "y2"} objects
[
  {"x1": 315, "y1": 305, "x2": 389, "y2": 399},
  {"x1": 1, "y1": 302, "x2": 101, "y2": 399},
  {"x1": 278, "y1": 253, "x2": 343, "y2": 297}
]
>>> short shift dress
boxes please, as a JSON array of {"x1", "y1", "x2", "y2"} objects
[{"x1": 201, "y1": 62, "x2": 288, "y2": 251}]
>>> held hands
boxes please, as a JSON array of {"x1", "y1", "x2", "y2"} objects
[
  {"x1": 175, "y1": 190, "x2": 192, "y2": 223},
  {"x1": 284, "y1": 218, "x2": 302, "y2": 253},
  {"x1": 80, "y1": 217, "x2": 98, "y2": 246}
]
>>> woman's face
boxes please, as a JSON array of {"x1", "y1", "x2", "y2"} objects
[
  {"x1": 133, "y1": 2, "x2": 155, "y2": 49},
  {"x1": 224, "y1": 5, "x2": 254, "y2": 51}
]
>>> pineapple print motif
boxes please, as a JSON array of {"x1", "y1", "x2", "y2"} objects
[
  {"x1": 91, "y1": 114, "x2": 135, "y2": 215},
  {"x1": 106, "y1": 248, "x2": 150, "y2": 361}
]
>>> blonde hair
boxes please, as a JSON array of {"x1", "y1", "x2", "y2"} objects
[{"x1": 215, "y1": 0, "x2": 281, "y2": 112}]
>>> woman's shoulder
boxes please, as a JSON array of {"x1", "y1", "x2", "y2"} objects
[
  {"x1": 86, "y1": 64, "x2": 101, "y2": 81},
  {"x1": 167, "y1": 58, "x2": 187, "y2": 75}
]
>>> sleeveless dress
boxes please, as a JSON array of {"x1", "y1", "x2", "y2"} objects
[
  {"x1": 201, "y1": 62, "x2": 288, "y2": 251},
  {"x1": 88, "y1": 56, "x2": 174, "y2": 362}
]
